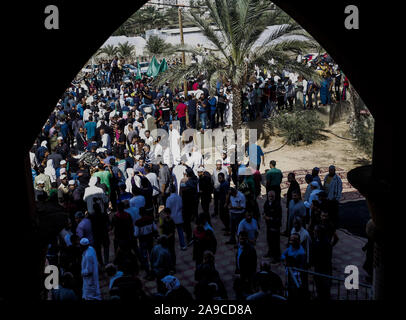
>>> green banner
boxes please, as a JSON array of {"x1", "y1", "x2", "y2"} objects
[
  {"x1": 135, "y1": 60, "x2": 142, "y2": 80},
  {"x1": 158, "y1": 58, "x2": 168, "y2": 74},
  {"x1": 146, "y1": 56, "x2": 160, "y2": 77}
]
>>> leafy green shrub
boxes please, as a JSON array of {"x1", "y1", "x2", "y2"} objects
[
  {"x1": 270, "y1": 110, "x2": 326, "y2": 145},
  {"x1": 349, "y1": 112, "x2": 374, "y2": 156}
]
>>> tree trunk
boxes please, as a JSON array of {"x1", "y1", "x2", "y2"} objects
[
  {"x1": 232, "y1": 85, "x2": 243, "y2": 166},
  {"x1": 232, "y1": 85, "x2": 243, "y2": 130}
]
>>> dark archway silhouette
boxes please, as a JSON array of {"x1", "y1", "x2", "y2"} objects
[{"x1": 7, "y1": 0, "x2": 391, "y2": 300}]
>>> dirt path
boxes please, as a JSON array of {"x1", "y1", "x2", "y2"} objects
[{"x1": 251, "y1": 116, "x2": 371, "y2": 173}]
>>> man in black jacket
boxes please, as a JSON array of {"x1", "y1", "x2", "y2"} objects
[
  {"x1": 283, "y1": 172, "x2": 300, "y2": 235},
  {"x1": 263, "y1": 190, "x2": 282, "y2": 262},
  {"x1": 236, "y1": 231, "x2": 257, "y2": 283}
]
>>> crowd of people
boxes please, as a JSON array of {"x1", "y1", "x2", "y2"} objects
[
  {"x1": 31, "y1": 54, "x2": 348, "y2": 302},
  {"x1": 76, "y1": 53, "x2": 348, "y2": 131}
]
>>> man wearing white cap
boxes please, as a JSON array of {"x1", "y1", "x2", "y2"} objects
[
  {"x1": 304, "y1": 181, "x2": 322, "y2": 222},
  {"x1": 34, "y1": 165, "x2": 52, "y2": 195},
  {"x1": 56, "y1": 159, "x2": 67, "y2": 178},
  {"x1": 55, "y1": 136, "x2": 69, "y2": 159},
  {"x1": 80, "y1": 238, "x2": 101, "y2": 300},
  {"x1": 57, "y1": 174, "x2": 70, "y2": 206}
]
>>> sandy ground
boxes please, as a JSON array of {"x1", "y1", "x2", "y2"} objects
[
  {"x1": 198, "y1": 110, "x2": 371, "y2": 174},
  {"x1": 258, "y1": 119, "x2": 371, "y2": 173}
]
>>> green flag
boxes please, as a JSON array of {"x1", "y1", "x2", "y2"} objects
[
  {"x1": 135, "y1": 60, "x2": 142, "y2": 80},
  {"x1": 146, "y1": 56, "x2": 160, "y2": 77},
  {"x1": 158, "y1": 58, "x2": 168, "y2": 74}
]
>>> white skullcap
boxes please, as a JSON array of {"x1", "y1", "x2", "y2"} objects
[
  {"x1": 60, "y1": 174, "x2": 67, "y2": 180},
  {"x1": 60, "y1": 160, "x2": 66, "y2": 165},
  {"x1": 68, "y1": 180, "x2": 75, "y2": 185},
  {"x1": 197, "y1": 167, "x2": 205, "y2": 172},
  {"x1": 79, "y1": 238, "x2": 90, "y2": 246},
  {"x1": 57, "y1": 136, "x2": 63, "y2": 140}
]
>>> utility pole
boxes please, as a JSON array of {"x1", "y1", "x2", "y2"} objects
[
  {"x1": 178, "y1": 5, "x2": 188, "y2": 97},
  {"x1": 178, "y1": 4, "x2": 189, "y2": 125}
]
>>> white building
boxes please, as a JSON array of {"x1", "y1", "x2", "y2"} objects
[
  {"x1": 145, "y1": 26, "x2": 217, "y2": 48},
  {"x1": 145, "y1": 25, "x2": 307, "y2": 50},
  {"x1": 145, "y1": 0, "x2": 190, "y2": 11},
  {"x1": 99, "y1": 36, "x2": 147, "y2": 57}
]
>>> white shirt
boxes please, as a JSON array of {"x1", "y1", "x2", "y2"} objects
[
  {"x1": 186, "y1": 152, "x2": 203, "y2": 176},
  {"x1": 291, "y1": 227, "x2": 311, "y2": 263},
  {"x1": 146, "y1": 172, "x2": 160, "y2": 196},
  {"x1": 154, "y1": 143, "x2": 163, "y2": 158},
  {"x1": 83, "y1": 109, "x2": 92, "y2": 122},
  {"x1": 230, "y1": 191, "x2": 246, "y2": 214},
  {"x1": 101, "y1": 133, "x2": 111, "y2": 149}
]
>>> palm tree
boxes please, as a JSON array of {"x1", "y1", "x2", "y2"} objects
[
  {"x1": 125, "y1": 6, "x2": 170, "y2": 36},
  {"x1": 145, "y1": 35, "x2": 172, "y2": 56},
  {"x1": 96, "y1": 44, "x2": 118, "y2": 59},
  {"x1": 117, "y1": 41, "x2": 136, "y2": 60},
  {"x1": 153, "y1": 0, "x2": 318, "y2": 130}
]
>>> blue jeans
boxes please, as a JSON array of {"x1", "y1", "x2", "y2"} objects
[
  {"x1": 179, "y1": 116, "x2": 186, "y2": 134},
  {"x1": 199, "y1": 112, "x2": 207, "y2": 130},
  {"x1": 176, "y1": 224, "x2": 186, "y2": 248},
  {"x1": 139, "y1": 238, "x2": 153, "y2": 273},
  {"x1": 229, "y1": 211, "x2": 244, "y2": 243}
]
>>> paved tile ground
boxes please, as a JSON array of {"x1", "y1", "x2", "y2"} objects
[{"x1": 99, "y1": 167, "x2": 371, "y2": 300}]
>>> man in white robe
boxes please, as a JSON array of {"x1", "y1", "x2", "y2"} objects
[
  {"x1": 186, "y1": 147, "x2": 203, "y2": 176},
  {"x1": 80, "y1": 238, "x2": 101, "y2": 300},
  {"x1": 169, "y1": 123, "x2": 181, "y2": 166},
  {"x1": 225, "y1": 91, "x2": 233, "y2": 127},
  {"x1": 172, "y1": 159, "x2": 187, "y2": 194}
]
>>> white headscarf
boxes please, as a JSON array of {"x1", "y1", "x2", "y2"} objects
[
  {"x1": 89, "y1": 176, "x2": 98, "y2": 187},
  {"x1": 44, "y1": 159, "x2": 56, "y2": 183},
  {"x1": 125, "y1": 168, "x2": 141, "y2": 193}
]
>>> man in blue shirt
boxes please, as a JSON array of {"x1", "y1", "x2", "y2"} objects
[
  {"x1": 247, "y1": 143, "x2": 265, "y2": 171},
  {"x1": 84, "y1": 116, "x2": 97, "y2": 141},
  {"x1": 237, "y1": 211, "x2": 259, "y2": 244}
]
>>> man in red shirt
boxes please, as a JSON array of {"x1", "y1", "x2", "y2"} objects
[
  {"x1": 192, "y1": 80, "x2": 199, "y2": 91},
  {"x1": 175, "y1": 97, "x2": 188, "y2": 134}
]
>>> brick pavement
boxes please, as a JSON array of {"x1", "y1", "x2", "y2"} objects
[{"x1": 99, "y1": 167, "x2": 371, "y2": 300}]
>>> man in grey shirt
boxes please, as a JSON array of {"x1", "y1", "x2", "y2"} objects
[{"x1": 158, "y1": 157, "x2": 171, "y2": 205}]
